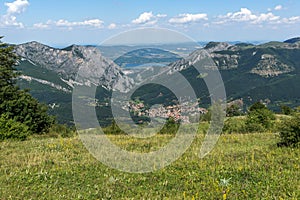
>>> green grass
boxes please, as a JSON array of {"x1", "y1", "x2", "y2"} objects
[{"x1": 0, "y1": 133, "x2": 299, "y2": 199}]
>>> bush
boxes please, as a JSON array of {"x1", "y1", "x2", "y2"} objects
[
  {"x1": 103, "y1": 120, "x2": 126, "y2": 135},
  {"x1": 0, "y1": 114, "x2": 31, "y2": 141},
  {"x1": 0, "y1": 87, "x2": 55, "y2": 134},
  {"x1": 245, "y1": 102, "x2": 275, "y2": 133},
  {"x1": 226, "y1": 104, "x2": 243, "y2": 117},
  {"x1": 158, "y1": 117, "x2": 179, "y2": 134},
  {"x1": 280, "y1": 105, "x2": 293, "y2": 115},
  {"x1": 48, "y1": 124, "x2": 75, "y2": 138},
  {"x1": 278, "y1": 113, "x2": 300, "y2": 147},
  {"x1": 223, "y1": 117, "x2": 246, "y2": 134}
]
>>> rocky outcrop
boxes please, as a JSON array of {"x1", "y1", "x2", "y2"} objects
[
  {"x1": 15, "y1": 42, "x2": 133, "y2": 92},
  {"x1": 250, "y1": 54, "x2": 294, "y2": 77}
]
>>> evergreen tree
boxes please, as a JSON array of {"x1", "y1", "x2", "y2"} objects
[
  {"x1": 0, "y1": 37, "x2": 18, "y2": 87},
  {"x1": 0, "y1": 37, "x2": 54, "y2": 135}
]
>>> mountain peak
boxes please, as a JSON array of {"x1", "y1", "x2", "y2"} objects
[
  {"x1": 20, "y1": 41, "x2": 53, "y2": 49},
  {"x1": 15, "y1": 42, "x2": 133, "y2": 92},
  {"x1": 284, "y1": 37, "x2": 300, "y2": 44},
  {"x1": 204, "y1": 42, "x2": 231, "y2": 52}
]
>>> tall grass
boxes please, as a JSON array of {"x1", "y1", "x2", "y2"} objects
[{"x1": 0, "y1": 133, "x2": 299, "y2": 199}]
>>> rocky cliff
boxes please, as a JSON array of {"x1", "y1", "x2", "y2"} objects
[{"x1": 15, "y1": 42, "x2": 133, "y2": 92}]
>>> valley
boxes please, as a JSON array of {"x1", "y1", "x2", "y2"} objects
[{"x1": 14, "y1": 38, "x2": 300, "y2": 125}]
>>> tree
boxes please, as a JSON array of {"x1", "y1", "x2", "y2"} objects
[
  {"x1": 0, "y1": 38, "x2": 18, "y2": 87},
  {"x1": 0, "y1": 37, "x2": 54, "y2": 136},
  {"x1": 226, "y1": 104, "x2": 242, "y2": 117},
  {"x1": 278, "y1": 113, "x2": 300, "y2": 147},
  {"x1": 280, "y1": 105, "x2": 293, "y2": 115},
  {"x1": 245, "y1": 102, "x2": 275, "y2": 132},
  {"x1": 248, "y1": 101, "x2": 266, "y2": 112}
]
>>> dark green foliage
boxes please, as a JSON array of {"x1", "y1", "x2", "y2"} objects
[
  {"x1": 0, "y1": 39, "x2": 18, "y2": 87},
  {"x1": 245, "y1": 102, "x2": 275, "y2": 132},
  {"x1": 0, "y1": 86, "x2": 55, "y2": 133},
  {"x1": 226, "y1": 104, "x2": 242, "y2": 117},
  {"x1": 0, "y1": 114, "x2": 30, "y2": 141},
  {"x1": 278, "y1": 113, "x2": 300, "y2": 147},
  {"x1": 200, "y1": 109, "x2": 211, "y2": 122},
  {"x1": 249, "y1": 102, "x2": 266, "y2": 112},
  {"x1": 159, "y1": 117, "x2": 179, "y2": 134},
  {"x1": 280, "y1": 105, "x2": 293, "y2": 115},
  {"x1": 48, "y1": 124, "x2": 75, "y2": 138},
  {"x1": 0, "y1": 38, "x2": 54, "y2": 137},
  {"x1": 103, "y1": 120, "x2": 125, "y2": 135}
]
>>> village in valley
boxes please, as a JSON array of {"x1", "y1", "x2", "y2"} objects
[{"x1": 127, "y1": 99, "x2": 208, "y2": 123}]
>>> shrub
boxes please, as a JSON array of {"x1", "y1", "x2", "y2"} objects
[
  {"x1": 226, "y1": 104, "x2": 243, "y2": 117},
  {"x1": 280, "y1": 105, "x2": 293, "y2": 115},
  {"x1": 223, "y1": 117, "x2": 246, "y2": 134},
  {"x1": 103, "y1": 120, "x2": 125, "y2": 135},
  {"x1": 159, "y1": 117, "x2": 179, "y2": 134},
  {"x1": 0, "y1": 114, "x2": 31, "y2": 141},
  {"x1": 245, "y1": 102, "x2": 275, "y2": 133},
  {"x1": 278, "y1": 113, "x2": 300, "y2": 147},
  {"x1": 48, "y1": 124, "x2": 75, "y2": 138}
]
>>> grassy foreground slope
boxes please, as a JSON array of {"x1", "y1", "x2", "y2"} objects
[{"x1": 0, "y1": 133, "x2": 299, "y2": 199}]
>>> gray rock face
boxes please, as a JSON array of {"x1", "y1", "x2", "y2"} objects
[
  {"x1": 168, "y1": 41, "x2": 300, "y2": 78},
  {"x1": 168, "y1": 42, "x2": 232, "y2": 73},
  {"x1": 15, "y1": 41, "x2": 133, "y2": 92},
  {"x1": 250, "y1": 54, "x2": 294, "y2": 77}
]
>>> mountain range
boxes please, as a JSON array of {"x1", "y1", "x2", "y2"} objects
[{"x1": 13, "y1": 38, "x2": 300, "y2": 124}]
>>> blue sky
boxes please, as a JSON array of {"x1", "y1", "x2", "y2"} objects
[{"x1": 1, "y1": 0, "x2": 300, "y2": 46}]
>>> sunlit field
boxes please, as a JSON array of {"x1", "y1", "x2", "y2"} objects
[{"x1": 1, "y1": 132, "x2": 299, "y2": 199}]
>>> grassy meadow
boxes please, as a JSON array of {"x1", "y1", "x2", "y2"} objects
[{"x1": 0, "y1": 131, "x2": 299, "y2": 199}]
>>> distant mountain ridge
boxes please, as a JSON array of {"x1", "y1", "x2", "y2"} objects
[
  {"x1": 15, "y1": 41, "x2": 133, "y2": 92},
  {"x1": 284, "y1": 37, "x2": 300, "y2": 44},
  {"x1": 13, "y1": 37, "x2": 300, "y2": 124},
  {"x1": 165, "y1": 38, "x2": 300, "y2": 109}
]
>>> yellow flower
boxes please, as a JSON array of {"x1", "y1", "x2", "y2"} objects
[{"x1": 223, "y1": 192, "x2": 227, "y2": 200}]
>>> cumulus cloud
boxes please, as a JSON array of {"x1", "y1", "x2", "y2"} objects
[
  {"x1": 33, "y1": 22, "x2": 49, "y2": 29},
  {"x1": 5, "y1": 0, "x2": 29, "y2": 14},
  {"x1": 169, "y1": 13, "x2": 208, "y2": 24},
  {"x1": 108, "y1": 23, "x2": 117, "y2": 29},
  {"x1": 55, "y1": 19, "x2": 103, "y2": 28},
  {"x1": 1, "y1": 0, "x2": 29, "y2": 28},
  {"x1": 217, "y1": 8, "x2": 280, "y2": 24},
  {"x1": 33, "y1": 19, "x2": 104, "y2": 29},
  {"x1": 280, "y1": 16, "x2": 300, "y2": 24},
  {"x1": 132, "y1": 12, "x2": 154, "y2": 24},
  {"x1": 131, "y1": 12, "x2": 166, "y2": 25},
  {"x1": 274, "y1": 5, "x2": 283, "y2": 11}
]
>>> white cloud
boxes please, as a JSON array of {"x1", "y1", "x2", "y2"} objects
[
  {"x1": 280, "y1": 16, "x2": 300, "y2": 24},
  {"x1": 132, "y1": 12, "x2": 155, "y2": 24},
  {"x1": 55, "y1": 19, "x2": 103, "y2": 28},
  {"x1": 33, "y1": 22, "x2": 49, "y2": 29},
  {"x1": 33, "y1": 19, "x2": 104, "y2": 29},
  {"x1": 157, "y1": 14, "x2": 167, "y2": 18},
  {"x1": 274, "y1": 5, "x2": 283, "y2": 11},
  {"x1": 108, "y1": 23, "x2": 117, "y2": 29},
  {"x1": 131, "y1": 12, "x2": 166, "y2": 25},
  {"x1": 5, "y1": 0, "x2": 29, "y2": 14},
  {"x1": 1, "y1": 0, "x2": 29, "y2": 28},
  {"x1": 169, "y1": 13, "x2": 208, "y2": 24},
  {"x1": 217, "y1": 8, "x2": 280, "y2": 24}
]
